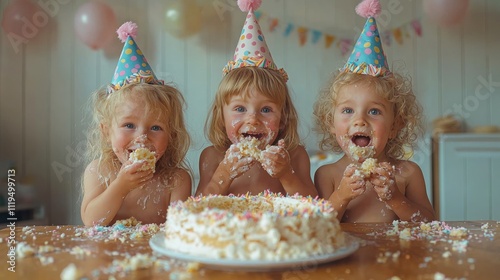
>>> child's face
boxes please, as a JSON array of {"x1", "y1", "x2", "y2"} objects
[
  {"x1": 332, "y1": 82, "x2": 396, "y2": 161},
  {"x1": 106, "y1": 96, "x2": 169, "y2": 164},
  {"x1": 222, "y1": 89, "x2": 282, "y2": 148}
]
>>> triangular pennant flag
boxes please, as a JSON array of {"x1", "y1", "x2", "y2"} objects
[
  {"x1": 284, "y1": 23, "x2": 294, "y2": 37},
  {"x1": 393, "y1": 27, "x2": 403, "y2": 44},
  {"x1": 297, "y1": 27, "x2": 308, "y2": 46},
  {"x1": 311, "y1": 30, "x2": 322, "y2": 44},
  {"x1": 411, "y1": 19, "x2": 422, "y2": 36},
  {"x1": 338, "y1": 39, "x2": 353, "y2": 56},
  {"x1": 382, "y1": 31, "x2": 391, "y2": 46},
  {"x1": 325, "y1": 34, "x2": 336, "y2": 48},
  {"x1": 254, "y1": 10, "x2": 262, "y2": 20},
  {"x1": 269, "y1": 18, "x2": 279, "y2": 32}
]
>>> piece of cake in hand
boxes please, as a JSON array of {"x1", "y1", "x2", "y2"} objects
[
  {"x1": 236, "y1": 137, "x2": 263, "y2": 161},
  {"x1": 129, "y1": 148, "x2": 156, "y2": 172},
  {"x1": 358, "y1": 158, "x2": 378, "y2": 178},
  {"x1": 164, "y1": 191, "x2": 345, "y2": 261}
]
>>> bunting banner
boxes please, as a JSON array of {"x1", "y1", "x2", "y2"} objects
[{"x1": 255, "y1": 11, "x2": 423, "y2": 55}]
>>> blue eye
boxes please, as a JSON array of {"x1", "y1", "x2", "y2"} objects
[
  {"x1": 261, "y1": 107, "x2": 272, "y2": 113},
  {"x1": 151, "y1": 125, "x2": 162, "y2": 131},
  {"x1": 342, "y1": 108, "x2": 353, "y2": 114},
  {"x1": 369, "y1": 109, "x2": 381, "y2": 115},
  {"x1": 125, "y1": 123, "x2": 134, "y2": 129},
  {"x1": 235, "y1": 106, "x2": 245, "y2": 112}
]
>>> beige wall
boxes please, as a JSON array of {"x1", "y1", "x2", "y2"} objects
[{"x1": 1, "y1": 0, "x2": 499, "y2": 225}]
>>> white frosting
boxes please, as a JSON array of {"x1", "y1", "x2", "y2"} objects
[
  {"x1": 359, "y1": 158, "x2": 378, "y2": 177},
  {"x1": 236, "y1": 137, "x2": 263, "y2": 161},
  {"x1": 348, "y1": 142, "x2": 375, "y2": 161},
  {"x1": 129, "y1": 148, "x2": 156, "y2": 172},
  {"x1": 164, "y1": 193, "x2": 345, "y2": 260}
]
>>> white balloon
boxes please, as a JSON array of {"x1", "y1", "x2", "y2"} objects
[{"x1": 164, "y1": 0, "x2": 201, "y2": 38}]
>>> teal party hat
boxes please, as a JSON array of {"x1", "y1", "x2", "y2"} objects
[
  {"x1": 342, "y1": 0, "x2": 390, "y2": 77},
  {"x1": 108, "y1": 22, "x2": 164, "y2": 93}
]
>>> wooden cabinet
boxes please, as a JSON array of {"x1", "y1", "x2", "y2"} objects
[{"x1": 433, "y1": 133, "x2": 500, "y2": 221}]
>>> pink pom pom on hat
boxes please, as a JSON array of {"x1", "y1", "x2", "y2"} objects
[
  {"x1": 116, "y1": 21, "x2": 138, "y2": 43},
  {"x1": 223, "y1": 0, "x2": 288, "y2": 82},
  {"x1": 108, "y1": 22, "x2": 164, "y2": 94},
  {"x1": 237, "y1": 0, "x2": 262, "y2": 12},
  {"x1": 341, "y1": 0, "x2": 390, "y2": 77}
]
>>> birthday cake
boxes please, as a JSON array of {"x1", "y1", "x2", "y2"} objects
[{"x1": 163, "y1": 192, "x2": 345, "y2": 260}]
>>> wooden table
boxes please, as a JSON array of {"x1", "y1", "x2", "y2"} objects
[{"x1": 1, "y1": 221, "x2": 499, "y2": 279}]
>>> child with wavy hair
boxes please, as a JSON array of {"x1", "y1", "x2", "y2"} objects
[
  {"x1": 81, "y1": 22, "x2": 191, "y2": 226},
  {"x1": 195, "y1": 0, "x2": 316, "y2": 197},
  {"x1": 313, "y1": 0, "x2": 435, "y2": 223}
]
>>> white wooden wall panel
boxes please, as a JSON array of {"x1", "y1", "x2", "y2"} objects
[
  {"x1": 0, "y1": 0, "x2": 24, "y2": 172},
  {"x1": 463, "y1": 0, "x2": 489, "y2": 131},
  {"x1": 48, "y1": 0, "x2": 76, "y2": 225},
  {"x1": 486, "y1": 0, "x2": 500, "y2": 127},
  {"x1": 1, "y1": 0, "x2": 499, "y2": 224},
  {"x1": 24, "y1": 10, "x2": 50, "y2": 227}
]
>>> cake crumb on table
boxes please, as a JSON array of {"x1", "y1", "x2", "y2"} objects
[{"x1": 60, "y1": 263, "x2": 83, "y2": 280}]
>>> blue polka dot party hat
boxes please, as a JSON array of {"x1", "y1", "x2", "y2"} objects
[
  {"x1": 223, "y1": 0, "x2": 288, "y2": 82},
  {"x1": 342, "y1": 0, "x2": 390, "y2": 77},
  {"x1": 108, "y1": 22, "x2": 164, "y2": 93}
]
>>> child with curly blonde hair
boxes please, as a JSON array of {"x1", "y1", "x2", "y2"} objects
[
  {"x1": 313, "y1": 0, "x2": 434, "y2": 223},
  {"x1": 81, "y1": 22, "x2": 191, "y2": 226},
  {"x1": 195, "y1": 1, "x2": 316, "y2": 197}
]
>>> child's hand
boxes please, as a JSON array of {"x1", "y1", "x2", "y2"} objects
[
  {"x1": 369, "y1": 162, "x2": 397, "y2": 201},
  {"x1": 260, "y1": 139, "x2": 292, "y2": 178},
  {"x1": 336, "y1": 164, "x2": 366, "y2": 202},
  {"x1": 116, "y1": 160, "x2": 154, "y2": 192},
  {"x1": 221, "y1": 144, "x2": 256, "y2": 179}
]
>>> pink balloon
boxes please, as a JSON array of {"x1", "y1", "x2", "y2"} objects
[
  {"x1": 74, "y1": 1, "x2": 117, "y2": 50},
  {"x1": 1, "y1": 0, "x2": 43, "y2": 38},
  {"x1": 423, "y1": 0, "x2": 469, "y2": 27}
]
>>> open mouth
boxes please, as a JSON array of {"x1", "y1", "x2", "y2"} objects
[
  {"x1": 241, "y1": 132, "x2": 265, "y2": 140},
  {"x1": 351, "y1": 134, "x2": 371, "y2": 147}
]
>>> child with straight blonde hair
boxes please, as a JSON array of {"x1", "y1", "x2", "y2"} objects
[
  {"x1": 81, "y1": 22, "x2": 191, "y2": 226},
  {"x1": 196, "y1": 1, "x2": 316, "y2": 197},
  {"x1": 313, "y1": 0, "x2": 435, "y2": 223}
]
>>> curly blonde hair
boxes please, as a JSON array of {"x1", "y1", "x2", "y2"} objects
[
  {"x1": 313, "y1": 71, "x2": 423, "y2": 160},
  {"x1": 84, "y1": 83, "x2": 191, "y2": 188},
  {"x1": 206, "y1": 67, "x2": 301, "y2": 152}
]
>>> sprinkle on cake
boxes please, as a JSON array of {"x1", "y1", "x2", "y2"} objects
[{"x1": 164, "y1": 190, "x2": 345, "y2": 261}]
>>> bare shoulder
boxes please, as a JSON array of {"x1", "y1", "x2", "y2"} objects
[
  {"x1": 314, "y1": 163, "x2": 338, "y2": 198},
  {"x1": 394, "y1": 160, "x2": 424, "y2": 179},
  {"x1": 83, "y1": 160, "x2": 104, "y2": 190},
  {"x1": 315, "y1": 163, "x2": 338, "y2": 182},
  {"x1": 288, "y1": 145, "x2": 309, "y2": 160},
  {"x1": 172, "y1": 168, "x2": 192, "y2": 186},
  {"x1": 200, "y1": 146, "x2": 224, "y2": 164},
  {"x1": 392, "y1": 159, "x2": 427, "y2": 195},
  {"x1": 170, "y1": 168, "x2": 192, "y2": 201}
]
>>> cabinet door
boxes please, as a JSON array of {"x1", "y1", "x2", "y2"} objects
[{"x1": 439, "y1": 134, "x2": 500, "y2": 221}]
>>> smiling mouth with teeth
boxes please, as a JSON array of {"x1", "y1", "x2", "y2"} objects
[{"x1": 241, "y1": 132, "x2": 265, "y2": 140}]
